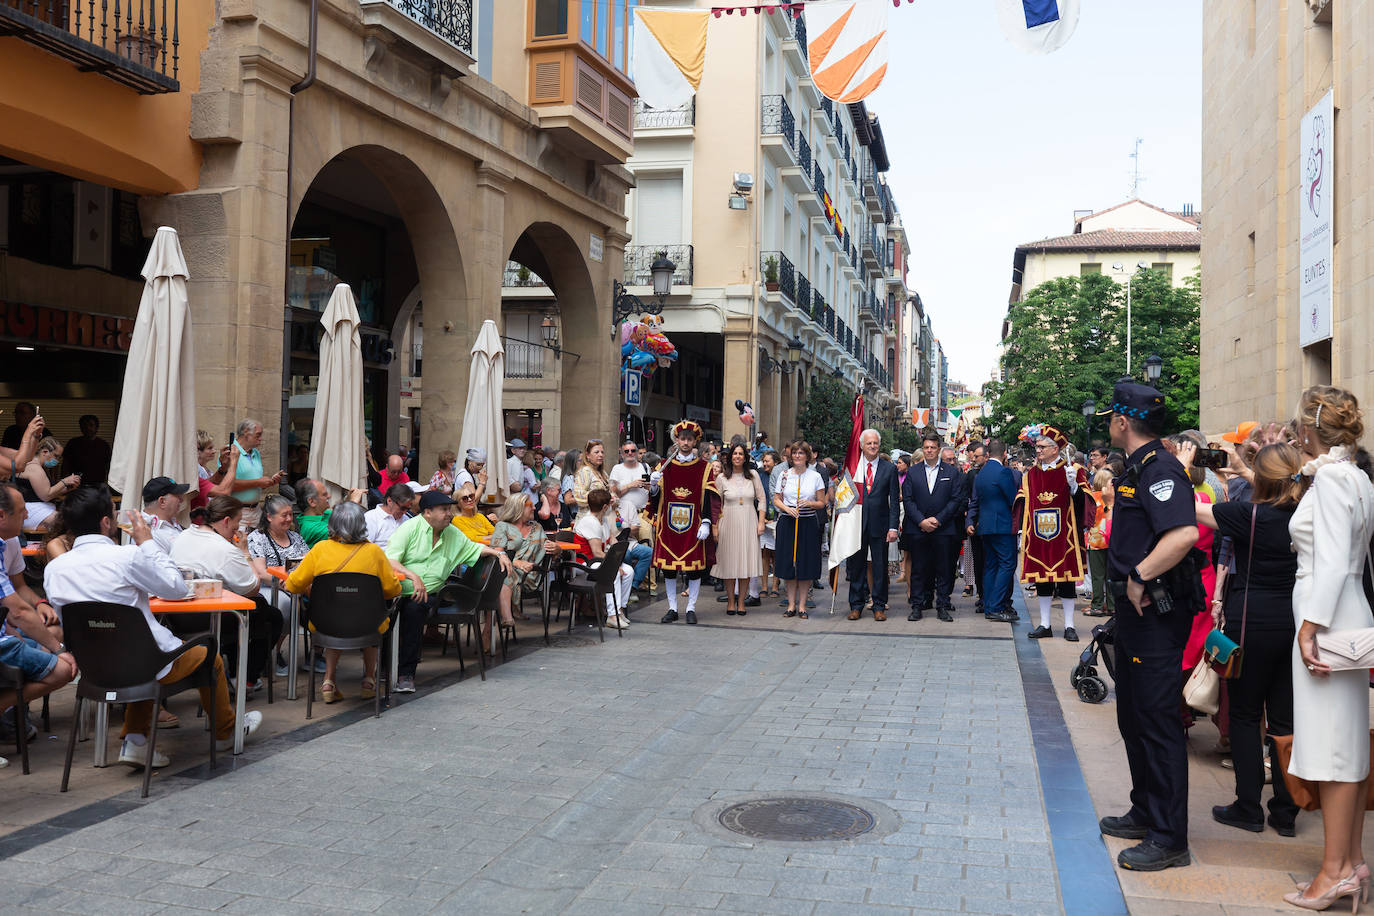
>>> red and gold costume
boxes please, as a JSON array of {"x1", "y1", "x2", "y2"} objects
[
  {"x1": 652, "y1": 444, "x2": 718, "y2": 574},
  {"x1": 1015, "y1": 427, "x2": 1088, "y2": 584}
]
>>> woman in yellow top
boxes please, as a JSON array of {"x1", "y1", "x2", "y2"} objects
[
  {"x1": 450, "y1": 482, "x2": 495, "y2": 541},
  {"x1": 285, "y1": 501, "x2": 401, "y2": 703}
]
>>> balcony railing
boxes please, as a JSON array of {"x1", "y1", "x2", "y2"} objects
[
  {"x1": 797, "y1": 133, "x2": 812, "y2": 183},
  {"x1": 503, "y1": 338, "x2": 546, "y2": 379},
  {"x1": 813, "y1": 162, "x2": 826, "y2": 200},
  {"x1": 503, "y1": 260, "x2": 548, "y2": 288},
  {"x1": 634, "y1": 98, "x2": 694, "y2": 129},
  {"x1": 761, "y1": 251, "x2": 796, "y2": 304},
  {"x1": 761, "y1": 95, "x2": 795, "y2": 149},
  {"x1": 382, "y1": 0, "x2": 472, "y2": 55},
  {"x1": 812, "y1": 290, "x2": 826, "y2": 325},
  {"x1": 793, "y1": 9, "x2": 806, "y2": 58},
  {"x1": 797, "y1": 273, "x2": 811, "y2": 317},
  {"x1": 0, "y1": 0, "x2": 180, "y2": 92},
  {"x1": 624, "y1": 244, "x2": 694, "y2": 286}
]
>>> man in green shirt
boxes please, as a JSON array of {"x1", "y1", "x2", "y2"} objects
[
  {"x1": 385, "y1": 490, "x2": 513, "y2": 693},
  {"x1": 296, "y1": 478, "x2": 365, "y2": 547}
]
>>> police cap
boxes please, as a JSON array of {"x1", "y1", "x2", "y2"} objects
[{"x1": 1097, "y1": 380, "x2": 1167, "y2": 431}]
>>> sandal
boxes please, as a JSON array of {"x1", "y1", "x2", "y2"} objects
[
  {"x1": 157, "y1": 708, "x2": 180, "y2": 729},
  {"x1": 321, "y1": 681, "x2": 342, "y2": 704},
  {"x1": 359, "y1": 678, "x2": 377, "y2": 701},
  {"x1": 798, "y1": 611, "x2": 809, "y2": 619},
  {"x1": 783, "y1": 609, "x2": 797, "y2": 618}
]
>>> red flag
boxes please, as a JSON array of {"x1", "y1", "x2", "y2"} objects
[{"x1": 843, "y1": 392, "x2": 864, "y2": 477}]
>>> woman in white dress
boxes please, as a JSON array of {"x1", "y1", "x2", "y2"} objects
[{"x1": 1286, "y1": 385, "x2": 1374, "y2": 911}]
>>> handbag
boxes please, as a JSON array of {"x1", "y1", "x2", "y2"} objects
[
  {"x1": 1207, "y1": 504, "x2": 1256, "y2": 678},
  {"x1": 1271, "y1": 731, "x2": 1374, "y2": 812},
  {"x1": 1312, "y1": 536, "x2": 1374, "y2": 670},
  {"x1": 1182, "y1": 657, "x2": 1220, "y2": 715}
]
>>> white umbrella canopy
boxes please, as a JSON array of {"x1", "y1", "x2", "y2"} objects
[
  {"x1": 109, "y1": 226, "x2": 198, "y2": 509},
  {"x1": 307, "y1": 284, "x2": 366, "y2": 499},
  {"x1": 459, "y1": 319, "x2": 506, "y2": 499}
]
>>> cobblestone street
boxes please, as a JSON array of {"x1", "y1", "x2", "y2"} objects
[{"x1": 0, "y1": 589, "x2": 1118, "y2": 915}]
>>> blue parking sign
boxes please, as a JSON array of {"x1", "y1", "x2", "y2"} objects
[{"x1": 624, "y1": 369, "x2": 642, "y2": 407}]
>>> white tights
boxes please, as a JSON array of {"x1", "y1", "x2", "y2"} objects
[
  {"x1": 1038, "y1": 595, "x2": 1075, "y2": 631},
  {"x1": 664, "y1": 576, "x2": 701, "y2": 613}
]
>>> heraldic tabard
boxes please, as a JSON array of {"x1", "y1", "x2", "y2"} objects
[
  {"x1": 1017, "y1": 460, "x2": 1088, "y2": 584},
  {"x1": 651, "y1": 454, "x2": 718, "y2": 573}
]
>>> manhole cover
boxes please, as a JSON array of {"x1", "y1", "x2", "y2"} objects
[{"x1": 716, "y1": 797, "x2": 876, "y2": 842}]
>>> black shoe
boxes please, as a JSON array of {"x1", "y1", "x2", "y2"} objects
[
  {"x1": 1064, "y1": 627, "x2": 1080, "y2": 642},
  {"x1": 1099, "y1": 813, "x2": 1149, "y2": 840},
  {"x1": 1211, "y1": 804, "x2": 1263, "y2": 833},
  {"x1": 813, "y1": 580, "x2": 824, "y2": 591},
  {"x1": 714, "y1": 582, "x2": 724, "y2": 592},
  {"x1": 726, "y1": 609, "x2": 737, "y2": 616},
  {"x1": 685, "y1": 611, "x2": 697, "y2": 625},
  {"x1": 717, "y1": 595, "x2": 729, "y2": 603},
  {"x1": 660, "y1": 610, "x2": 679, "y2": 624},
  {"x1": 1005, "y1": 611, "x2": 1020, "y2": 622},
  {"x1": 1028, "y1": 625, "x2": 1052, "y2": 639},
  {"x1": 907, "y1": 609, "x2": 923, "y2": 621},
  {"x1": 937, "y1": 609, "x2": 954, "y2": 622},
  {"x1": 1117, "y1": 841, "x2": 1190, "y2": 871},
  {"x1": 1267, "y1": 814, "x2": 1297, "y2": 837},
  {"x1": 986, "y1": 612, "x2": 1013, "y2": 622},
  {"x1": 744, "y1": 596, "x2": 761, "y2": 607}
]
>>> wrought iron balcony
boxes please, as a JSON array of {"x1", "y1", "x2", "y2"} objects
[
  {"x1": 813, "y1": 161, "x2": 826, "y2": 200},
  {"x1": 793, "y1": 9, "x2": 806, "y2": 58},
  {"x1": 797, "y1": 133, "x2": 812, "y2": 183},
  {"x1": 760, "y1": 95, "x2": 795, "y2": 149},
  {"x1": 796, "y1": 273, "x2": 811, "y2": 317},
  {"x1": 503, "y1": 338, "x2": 546, "y2": 379},
  {"x1": 634, "y1": 98, "x2": 694, "y2": 130},
  {"x1": 503, "y1": 260, "x2": 549, "y2": 288},
  {"x1": 374, "y1": 0, "x2": 472, "y2": 55},
  {"x1": 812, "y1": 290, "x2": 826, "y2": 326},
  {"x1": 624, "y1": 245, "x2": 694, "y2": 286},
  {"x1": 760, "y1": 251, "x2": 796, "y2": 304},
  {"x1": 0, "y1": 0, "x2": 179, "y2": 92}
]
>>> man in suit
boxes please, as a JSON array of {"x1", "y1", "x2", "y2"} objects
[
  {"x1": 975, "y1": 438, "x2": 1021, "y2": 622},
  {"x1": 902, "y1": 433, "x2": 966, "y2": 622},
  {"x1": 846, "y1": 429, "x2": 901, "y2": 621},
  {"x1": 963, "y1": 443, "x2": 988, "y2": 606}
]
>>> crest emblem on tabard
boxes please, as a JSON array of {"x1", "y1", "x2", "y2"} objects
[
  {"x1": 1034, "y1": 508, "x2": 1060, "y2": 541},
  {"x1": 668, "y1": 502, "x2": 694, "y2": 534}
]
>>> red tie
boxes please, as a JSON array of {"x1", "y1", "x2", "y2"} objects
[{"x1": 865, "y1": 463, "x2": 874, "y2": 498}]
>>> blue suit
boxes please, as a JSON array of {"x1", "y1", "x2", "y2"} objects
[
  {"x1": 974, "y1": 458, "x2": 1020, "y2": 617},
  {"x1": 846, "y1": 458, "x2": 901, "y2": 614},
  {"x1": 902, "y1": 461, "x2": 966, "y2": 610}
]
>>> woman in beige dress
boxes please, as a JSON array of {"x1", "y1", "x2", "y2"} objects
[{"x1": 712, "y1": 443, "x2": 766, "y2": 616}]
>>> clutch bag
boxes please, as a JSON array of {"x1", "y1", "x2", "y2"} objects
[
  {"x1": 1204, "y1": 628, "x2": 1242, "y2": 678},
  {"x1": 1315, "y1": 628, "x2": 1374, "y2": 670}
]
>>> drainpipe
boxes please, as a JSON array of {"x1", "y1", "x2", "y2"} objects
[{"x1": 280, "y1": 0, "x2": 319, "y2": 469}]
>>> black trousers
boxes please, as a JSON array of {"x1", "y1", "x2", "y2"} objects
[
  {"x1": 1225, "y1": 626, "x2": 1299, "y2": 826},
  {"x1": 908, "y1": 532, "x2": 955, "y2": 609},
  {"x1": 398, "y1": 594, "x2": 441, "y2": 677},
  {"x1": 972, "y1": 536, "x2": 986, "y2": 598},
  {"x1": 1114, "y1": 603, "x2": 1191, "y2": 850},
  {"x1": 846, "y1": 535, "x2": 891, "y2": 611}
]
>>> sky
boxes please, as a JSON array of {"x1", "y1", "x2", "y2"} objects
[{"x1": 863, "y1": 0, "x2": 1203, "y2": 389}]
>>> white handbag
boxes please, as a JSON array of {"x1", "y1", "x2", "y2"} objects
[
  {"x1": 1182, "y1": 657, "x2": 1220, "y2": 714},
  {"x1": 1315, "y1": 628, "x2": 1374, "y2": 671}
]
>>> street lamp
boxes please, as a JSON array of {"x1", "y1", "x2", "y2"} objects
[
  {"x1": 540, "y1": 311, "x2": 560, "y2": 358},
  {"x1": 786, "y1": 334, "x2": 804, "y2": 366},
  {"x1": 831, "y1": 366, "x2": 844, "y2": 379},
  {"x1": 611, "y1": 251, "x2": 676, "y2": 334},
  {"x1": 1144, "y1": 353, "x2": 1164, "y2": 386},
  {"x1": 1110, "y1": 260, "x2": 1149, "y2": 375},
  {"x1": 1081, "y1": 398, "x2": 1095, "y2": 443},
  {"x1": 759, "y1": 334, "x2": 808, "y2": 377}
]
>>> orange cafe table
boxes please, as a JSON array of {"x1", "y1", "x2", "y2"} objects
[{"x1": 151, "y1": 590, "x2": 257, "y2": 755}]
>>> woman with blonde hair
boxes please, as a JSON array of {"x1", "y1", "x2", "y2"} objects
[
  {"x1": 487, "y1": 493, "x2": 547, "y2": 643},
  {"x1": 450, "y1": 481, "x2": 495, "y2": 542},
  {"x1": 1283, "y1": 386, "x2": 1374, "y2": 910},
  {"x1": 16, "y1": 437, "x2": 80, "y2": 530},
  {"x1": 572, "y1": 438, "x2": 613, "y2": 525}
]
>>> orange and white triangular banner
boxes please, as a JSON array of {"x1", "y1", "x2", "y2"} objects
[
  {"x1": 633, "y1": 9, "x2": 711, "y2": 111},
  {"x1": 912, "y1": 407, "x2": 930, "y2": 427},
  {"x1": 805, "y1": 0, "x2": 888, "y2": 103}
]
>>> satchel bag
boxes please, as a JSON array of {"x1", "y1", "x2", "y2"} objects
[
  {"x1": 1182, "y1": 657, "x2": 1220, "y2": 715},
  {"x1": 1272, "y1": 731, "x2": 1374, "y2": 812}
]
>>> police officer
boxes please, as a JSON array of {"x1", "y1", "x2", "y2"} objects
[{"x1": 1096, "y1": 380, "x2": 1200, "y2": 871}]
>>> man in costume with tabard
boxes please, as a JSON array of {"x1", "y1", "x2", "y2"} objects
[
  {"x1": 650, "y1": 420, "x2": 718, "y2": 625},
  {"x1": 1015, "y1": 423, "x2": 1089, "y2": 642}
]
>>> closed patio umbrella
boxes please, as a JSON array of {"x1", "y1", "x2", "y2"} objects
[
  {"x1": 460, "y1": 319, "x2": 506, "y2": 500},
  {"x1": 109, "y1": 226, "x2": 198, "y2": 510},
  {"x1": 307, "y1": 284, "x2": 366, "y2": 501}
]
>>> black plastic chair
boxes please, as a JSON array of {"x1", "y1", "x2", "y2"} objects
[
  {"x1": 0, "y1": 661, "x2": 51, "y2": 775},
  {"x1": 558, "y1": 539, "x2": 631, "y2": 643},
  {"x1": 59, "y1": 602, "x2": 218, "y2": 798},
  {"x1": 303, "y1": 573, "x2": 394, "y2": 720},
  {"x1": 516, "y1": 550, "x2": 557, "y2": 646},
  {"x1": 433, "y1": 556, "x2": 503, "y2": 682}
]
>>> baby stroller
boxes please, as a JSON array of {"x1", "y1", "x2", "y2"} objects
[{"x1": 1069, "y1": 616, "x2": 1117, "y2": 703}]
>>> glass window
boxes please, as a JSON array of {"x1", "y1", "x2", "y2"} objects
[
  {"x1": 595, "y1": 0, "x2": 609, "y2": 55},
  {"x1": 533, "y1": 0, "x2": 568, "y2": 37},
  {"x1": 580, "y1": 0, "x2": 595, "y2": 43},
  {"x1": 612, "y1": 0, "x2": 625, "y2": 72}
]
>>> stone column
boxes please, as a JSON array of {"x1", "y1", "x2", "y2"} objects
[
  {"x1": 557, "y1": 229, "x2": 623, "y2": 447},
  {"x1": 722, "y1": 316, "x2": 755, "y2": 444}
]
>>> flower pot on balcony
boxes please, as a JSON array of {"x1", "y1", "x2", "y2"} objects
[{"x1": 765, "y1": 281, "x2": 780, "y2": 292}]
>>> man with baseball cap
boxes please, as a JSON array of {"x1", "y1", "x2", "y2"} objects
[
  {"x1": 384, "y1": 489, "x2": 514, "y2": 692},
  {"x1": 141, "y1": 476, "x2": 192, "y2": 554},
  {"x1": 506, "y1": 439, "x2": 527, "y2": 496},
  {"x1": 1095, "y1": 380, "x2": 1201, "y2": 872}
]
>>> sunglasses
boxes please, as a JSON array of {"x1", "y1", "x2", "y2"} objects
[{"x1": 459, "y1": 494, "x2": 476, "y2": 501}]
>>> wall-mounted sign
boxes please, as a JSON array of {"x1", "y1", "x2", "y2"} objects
[
  {"x1": 624, "y1": 368, "x2": 642, "y2": 407},
  {"x1": 589, "y1": 234, "x2": 604, "y2": 263},
  {"x1": 0, "y1": 300, "x2": 133, "y2": 353},
  {"x1": 1299, "y1": 89, "x2": 1334, "y2": 347}
]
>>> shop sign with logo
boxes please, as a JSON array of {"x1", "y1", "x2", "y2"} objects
[{"x1": 0, "y1": 301, "x2": 133, "y2": 353}]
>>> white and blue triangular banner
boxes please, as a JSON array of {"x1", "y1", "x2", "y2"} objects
[{"x1": 996, "y1": 0, "x2": 1080, "y2": 55}]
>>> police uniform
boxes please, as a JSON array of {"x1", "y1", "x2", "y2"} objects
[{"x1": 1101, "y1": 383, "x2": 1198, "y2": 868}]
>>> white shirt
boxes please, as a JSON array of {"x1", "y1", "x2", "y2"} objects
[
  {"x1": 44, "y1": 534, "x2": 190, "y2": 677},
  {"x1": 365, "y1": 505, "x2": 406, "y2": 548},
  {"x1": 454, "y1": 469, "x2": 476, "y2": 492},
  {"x1": 609, "y1": 462, "x2": 649, "y2": 526},
  {"x1": 169, "y1": 527, "x2": 258, "y2": 595},
  {"x1": 140, "y1": 512, "x2": 184, "y2": 555},
  {"x1": 923, "y1": 460, "x2": 941, "y2": 492},
  {"x1": 0, "y1": 537, "x2": 23, "y2": 637},
  {"x1": 507, "y1": 455, "x2": 525, "y2": 491},
  {"x1": 774, "y1": 467, "x2": 826, "y2": 513},
  {"x1": 574, "y1": 510, "x2": 614, "y2": 546}
]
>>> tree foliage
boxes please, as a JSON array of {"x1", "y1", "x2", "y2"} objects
[
  {"x1": 991, "y1": 268, "x2": 1200, "y2": 445},
  {"x1": 798, "y1": 377, "x2": 855, "y2": 460}
]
